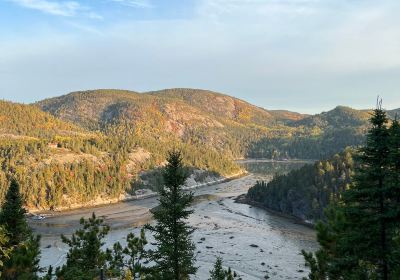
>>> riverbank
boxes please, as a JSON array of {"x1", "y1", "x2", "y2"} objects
[
  {"x1": 29, "y1": 170, "x2": 248, "y2": 215},
  {"x1": 235, "y1": 194, "x2": 315, "y2": 228}
]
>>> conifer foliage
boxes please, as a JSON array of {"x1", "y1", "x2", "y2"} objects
[
  {"x1": 302, "y1": 103, "x2": 400, "y2": 280},
  {"x1": 0, "y1": 179, "x2": 41, "y2": 280},
  {"x1": 209, "y1": 257, "x2": 240, "y2": 280},
  {"x1": 146, "y1": 151, "x2": 197, "y2": 279},
  {"x1": 56, "y1": 213, "x2": 110, "y2": 280}
]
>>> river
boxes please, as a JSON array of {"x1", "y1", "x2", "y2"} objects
[{"x1": 32, "y1": 160, "x2": 318, "y2": 279}]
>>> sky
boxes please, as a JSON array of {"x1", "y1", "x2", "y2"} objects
[{"x1": 0, "y1": 0, "x2": 399, "y2": 113}]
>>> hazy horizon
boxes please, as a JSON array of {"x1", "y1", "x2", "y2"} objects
[{"x1": 1, "y1": 0, "x2": 400, "y2": 113}]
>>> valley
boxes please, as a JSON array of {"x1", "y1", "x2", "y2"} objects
[{"x1": 34, "y1": 160, "x2": 317, "y2": 280}]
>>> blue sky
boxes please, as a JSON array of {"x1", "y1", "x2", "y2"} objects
[{"x1": 0, "y1": 0, "x2": 399, "y2": 113}]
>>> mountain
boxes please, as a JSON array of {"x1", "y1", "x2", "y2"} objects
[
  {"x1": 1, "y1": 88, "x2": 390, "y2": 210},
  {"x1": 36, "y1": 89, "x2": 380, "y2": 160},
  {"x1": 36, "y1": 89, "x2": 312, "y2": 161},
  {"x1": 37, "y1": 89, "x2": 306, "y2": 129}
]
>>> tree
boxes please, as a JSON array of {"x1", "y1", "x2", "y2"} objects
[
  {"x1": 0, "y1": 227, "x2": 11, "y2": 277},
  {"x1": 0, "y1": 179, "x2": 41, "y2": 280},
  {"x1": 56, "y1": 213, "x2": 110, "y2": 280},
  {"x1": 146, "y1": 151, "x2": 197, "y2": 279},
  {"x1": 108, "y1": 228, "x2": 153, "y2": 279},
  {"x1": 209, "y1": 257, "x2": 225, "y2": 280},
  {"x1": 209, "y1": 257, "x2": 240, "y2": 280},
  {"x1": 302, "y1": 104, "x2": 400, "y2": 279},
  {"x1": 340, "y1": 105, "x2": 393, "y2": 279}
]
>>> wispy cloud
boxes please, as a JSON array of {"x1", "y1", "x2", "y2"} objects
[
  {"x1": 9, "y1": 0, "x2": 103, "y2": 19},
  {"x1": 111, "y1": 0, "x2": 153, "y2": 8}
]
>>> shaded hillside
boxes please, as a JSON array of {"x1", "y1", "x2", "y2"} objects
[{"x1": 247, "y1": 148, "x2": 354, "y2": 222}]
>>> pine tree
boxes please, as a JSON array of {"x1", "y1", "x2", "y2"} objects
[
  {"x1": 56, "y1": 213, "x2": 110, "y2": 280},
  {"x1": 146, "y1": 151, "x2": 197, "y2": 279},
  {"x1": 123, "y1": 228, "x2": 150, "y2": 279},
  {"x1": 0, "y1": 179, "x2": 41, "y2": 280},
  {"x1": 108, "y1": 228, "x2": 152, "y2": 279}
]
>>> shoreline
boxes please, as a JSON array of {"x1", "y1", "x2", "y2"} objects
[
  {"x1": 29, "y1": 170, "x2": 249, "y2": 215},
  {"x1": 236, "y1": 158, "x2": 315, "y2": 164},
  {"x1": 234, "y1": 194, "x2": 315, "y2": 229}
]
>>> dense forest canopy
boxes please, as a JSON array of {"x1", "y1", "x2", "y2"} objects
[{"x1": 247, "y1": 148, "x2": 354, "y2": 222}]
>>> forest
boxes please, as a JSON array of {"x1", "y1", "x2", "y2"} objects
[
  {"x1": 247, "y1": 148, "x2": 354, "y2": 221},
  {"x1": 0, "y1": 89, "x2": 397, "y2": 209}
]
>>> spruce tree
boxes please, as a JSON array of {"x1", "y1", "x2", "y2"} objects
[
  {"x1": 388, "y1": 118, "x2": 400, "y2": 277},
  {"x1": 209, "y1": 257, "x2": 240, "y2": 280},
  {"x1": 302, "y1": 105, "x2": 400, "y2": 279},
  {"x1": 0, "y1": 179, "x2": 41, "y2": 280},
  {"x1": 209, "y1": 257, "x2": 225, "y2": 280},
  {"x1": 146, "y1": 151, "x2": 197, "y2": 279},
  {"x1": 340, "y1": 105, "x2": 392, "y2": 279}
]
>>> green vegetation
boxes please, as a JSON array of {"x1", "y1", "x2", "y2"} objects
[
  {"x1": 209, "y1": 257, "x2": 241, "y2": 280},
  {"x1": 247, "y1": 148, "x2": 354, "y2": 221},
  {"x1": 302, "y1": 106, "x2": 400, "y2": 279},
  {"x1": 146, "y1": 151, "x2": 197, "y2": 279},
  {"x1": 0, "y1": 179, "x2": 41, "y2": 280}
]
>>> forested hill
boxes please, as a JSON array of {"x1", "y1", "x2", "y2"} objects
[
  {"x1": 247, "y1": 148, "x2": 355, "y2": 222},
  {"x1": 0, "y1": 99, "x2": 239, "y2": 210},
  {"x1": 37, "y1": 88, "x2": 306, "y2": 130},
  {"x1": 36, "y1": 88, "x2": 378, "y2": 160}
]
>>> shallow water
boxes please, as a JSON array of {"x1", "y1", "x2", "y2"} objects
[{"x1": 36, "y1": 161, "x2": 317, "y2": 279}]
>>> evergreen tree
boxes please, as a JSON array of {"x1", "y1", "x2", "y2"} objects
[
  {"x1": 302, "y1": 104, "x2": 400, "y2": 279},
  {"x1": 340, "y1": 105, "x2": 392, "y2": 279},
  {"x1": 0, "y1": 179, "x2": 41, "y2": 280},
  {"x1": 209, "y1": 257, "x2": 240, "y2": 280},
  {"x1": 56, "y1": 213, "x2": 110, "y2": 280},
  {"x1": 146, "y1": 151, "x2": 197, "y2": 279},
  {"x1": 108, "y1": 228, "x2": 153, "y2": 279},
  {"x1": 0, "y1": 227, "x2": 11, "y2": 277},
  {"x1": 209, "y1": 257, "x2": 225, "y2": 280},
  {"x1": 388, "y1": 118, "x2": 400, "y2": 277},
  {"x1": 123, "y1": 228, "x2": 150, "y2": 279}
]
